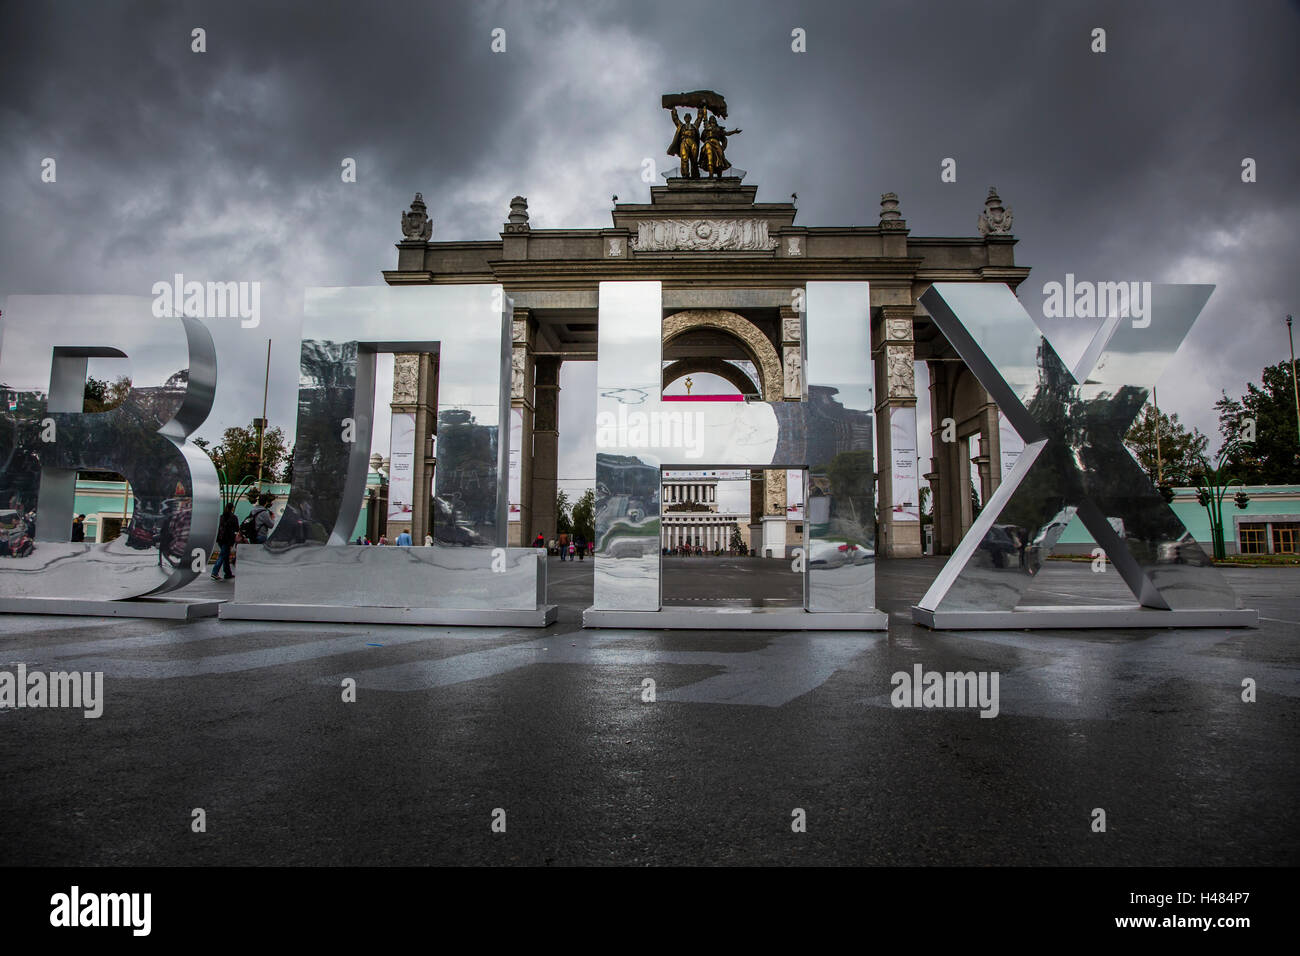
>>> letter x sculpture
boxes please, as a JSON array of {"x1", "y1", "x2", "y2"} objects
[{"x1": 913, "y1": 282, "x2": 1256, "y2": 629}]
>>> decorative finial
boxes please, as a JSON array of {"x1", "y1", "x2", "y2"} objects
[
  {"x1": 879, "y1": 192, "x2": 906, "y2": 230},
  {"x1": 401, "y1": 192, "x2": 432, "y2": 241},
  {"x1": 977, "y1": 186, "x2": 1013, "y2": 236},
  {"x1": 505, "y1": 195, "x2": 530, "y2": 233}
]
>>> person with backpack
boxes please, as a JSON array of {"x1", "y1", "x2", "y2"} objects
[
  {"x1": 239, "y1": 509, "x2": 260, "y2": 545},
  {"x1": 247, "y1": 494, "x2": 275, "y2": 543},
  {"x1": 211, "y1": 503, "x2": 239, "y2": 580}
]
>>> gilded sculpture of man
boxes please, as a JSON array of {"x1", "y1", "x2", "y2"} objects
[
  {"x1": 666, "y1": 107, "x2": 703, "y2": 178},
  {"x1": 699, "y1": 110, "x2": 742, "y2": 178}
]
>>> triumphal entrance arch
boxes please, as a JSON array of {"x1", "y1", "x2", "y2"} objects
[{"x1": 380, "y1": 91, "x2": 1029, "y2": 560}]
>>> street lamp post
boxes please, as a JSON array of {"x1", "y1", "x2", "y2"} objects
[
  {"x1": 1160, "y1": 439, "x2": 1251, "y2": 561},
  {"x1": 1193, "y1": 441, "x2": 1250, "y2": 560},
  {"x1": 1287, "y1": 315, "x2": 1299, "y2": 448}
]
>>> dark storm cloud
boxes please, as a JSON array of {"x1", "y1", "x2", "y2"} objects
[{"x1": 2, "y1": 0, "x2": 1297, "y2": 464}]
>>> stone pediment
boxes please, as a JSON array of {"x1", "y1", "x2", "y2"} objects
[
  {"x1": 629, "y1": 218, "x2": 778, "y2": 252},
  {"x1": 610, "y1": 176, "x2": 797, "y2": 248}
]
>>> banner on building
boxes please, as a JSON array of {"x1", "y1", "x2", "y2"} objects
[
  {"x1": 998, "y1": 411, "x2": 1024, "y2": 479},
  {"x1": 508, "y1": 407, "x2": 522, "y2": 522},
  {"x1": 387, "y1": 411, "x2": 415, "y2": 522},
  {"x1": 890, "y1": 407, "x2": 920, "y2": 521}
]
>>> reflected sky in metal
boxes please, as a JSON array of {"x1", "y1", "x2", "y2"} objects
[
  {"x1": 240, "y1": 284, "x2": 544, "y2": 612},
  {"x1": 0, "y1": 295, "x2": 219, "y2": 599},
  {"x1": 917, "y1": 282, "x2": 1237, "y2": 614},
  {"x1": 592, "y1": 281, "x2": 878, "y2": 615}
]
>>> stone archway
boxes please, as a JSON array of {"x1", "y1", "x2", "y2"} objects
[
  {"x1": 662, "y1": 357, "x2": 760, "y2": 397},
  {"x1": 662, "y1": 310, "x2": 782, "y2": 401},
  {"x1": 661, "y1": 309, "x2": 788, "y2": 555}
]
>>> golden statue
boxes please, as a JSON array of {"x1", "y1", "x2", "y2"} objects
[
  {"x1": 663, "y1": 90, "x2": 739, "y2": 180},
  {"x1": 699, "y1": 112, "x2": 742, "y2": 179},
  {"x1": 666, "y1": 108, "x2": 702, "y2": 179}
]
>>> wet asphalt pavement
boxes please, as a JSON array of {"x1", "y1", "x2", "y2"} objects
[{"x1": 0, "y1": 557, "x2": 1296, "y2": 866}]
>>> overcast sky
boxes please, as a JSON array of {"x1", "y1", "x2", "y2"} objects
[{"x1": 2, "y1": 0, "x2": 1296, "y2": 501}]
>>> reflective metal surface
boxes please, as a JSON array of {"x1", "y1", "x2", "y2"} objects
[
  {"x1": 232, "y1": 544, "x2": 545, "y2": 610},
  {"x1": 917, "y1": 282, "x2": 1240, "y2": 616},
  {"x1": 0, "y1": 295, "x2": 220, "y2": 600},
  {"x1": 231, "y1": 284, "x2": 546, "y2": 615},
  {"x1": 591, "y1": 280, "x2": 878, "y2": 617}
]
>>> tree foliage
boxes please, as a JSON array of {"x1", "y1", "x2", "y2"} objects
[
  {"x1": 1213, "y1": 361, "x2": 1300, "y2": 484},
  {"x1": 555, "y1": 489, "x2": 572, "y2": 534},
  {"x1": 570, "y1": 488, "x2": 595, "y2": 542},
  {"x1": 207, "y1": 422, "x2": 289, "y2": 487},
  {"x1": 1124, "y1": 403, "x2": 1208, "y2": 485}
]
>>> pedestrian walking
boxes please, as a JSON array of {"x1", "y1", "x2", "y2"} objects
[
  {"x1": 70, "y1": 514, "x2": 86, "y2": 542},
  {"x1": 211, "y1": 503, "x2": 238, "y2": 580},
  {"x1": 396, "y1": 529, "x2": 412, "y2": 546}
]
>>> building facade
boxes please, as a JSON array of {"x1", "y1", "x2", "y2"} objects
[
  {"x1": 661, "y1": 475, "x2": 748, "y2": 553},
  {"x1": 383, "y1": 175, "x2": 1031, "y2": 557}
]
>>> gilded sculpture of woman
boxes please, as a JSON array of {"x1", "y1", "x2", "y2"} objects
[{"x1": 699, "y1": 109, "x2": 742, "y2": 178}]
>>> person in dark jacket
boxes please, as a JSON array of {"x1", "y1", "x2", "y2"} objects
[
  {"x1": 250, "y1": 494, "x2": 276, "y2": 543},
  {"x1": 70, "y1": 514, "x2": 86, "y2": 542},
  {"x1": 211, "y1": 503, "x2": 239, "y2": 580}
]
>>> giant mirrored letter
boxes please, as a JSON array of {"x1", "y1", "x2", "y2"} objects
[
  {"x1": 221, "y1": 285, "x2": 554, "y2": 626},
  {"x1": 0, "y1": 295, "x2": 219, "y2": 606},
  {"x1": 585, "y1": 281, "x2": 886, "y2": 629},
  {"x1": 912, "y1": 282, "x2": 1256, "y2": 628}
]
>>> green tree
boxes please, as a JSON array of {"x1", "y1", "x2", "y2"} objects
[
  {"x1": 82, "y1": 375, "x2": 131, "y2": 413},
  {"x1": 1214, "y1": 361, "x2": 1300, "y2": 484},
  {"x1": 281, "y1": 444, "x2": 295, "y2": 485},
  {"x1": 570, "y1": 488, "x2": 595, "y2": 542},
  {"x1": 1124, "y1": 403, "x2": 1208, "y2": 485},
  {"x1": 555, "y1": 489, "x2": 572, "y2": 534},
  {"x1": 729, "y1": 522, "x2": 746, "y2": 552},
  {"x1": 208, "y1": 421, "x2": 289, "y2": 487},
  {"x1": 77, "y1": 376, "x2": 132, "y2": 479}
]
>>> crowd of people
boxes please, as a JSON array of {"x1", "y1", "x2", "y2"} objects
[
  {"x1": 532, "y1": 532, "x2": 591, "y2": 560},
  {"x1": 663, "y1": 544, "x2": 750, "y2": 557}
]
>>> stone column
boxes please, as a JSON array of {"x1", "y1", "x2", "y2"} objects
[
  {"x1": 927, "y1": 359, "x2": 962, "y2": 556},
  {"x1": 873, "y1": 303, "x2": 922, "y2": 557},
  {"x1": 390, "y1": 352, "x2": 436, "y2": 542},
  {"x1": 511, "y1": 309, "x2": 536, "y2": 546},
  {"x1": 413, "y1": 352, "x2": 437, "y2": 544},
  {"x1": 531, "y1": 355, "x2": 561, "y2": 543},
  {"x1": 978, "y1": 400, "x2": 1002, "y2": 502}
]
